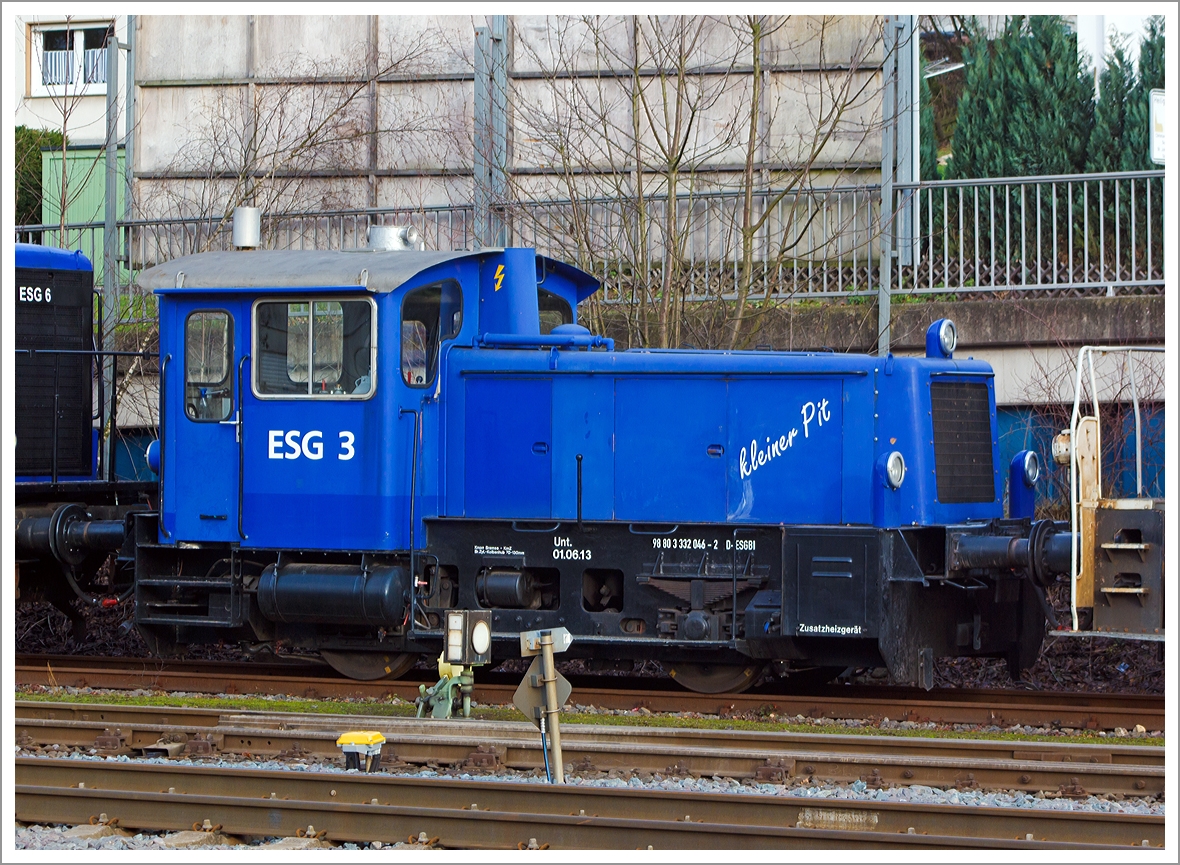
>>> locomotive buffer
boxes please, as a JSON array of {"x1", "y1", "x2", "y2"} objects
[{"x1": 513, "y1": 627, "x2": 573, "y2": 784}]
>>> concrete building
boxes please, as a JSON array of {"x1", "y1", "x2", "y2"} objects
[{"x1": 17, "y1": 14, "x2": 892, "y2": 221}]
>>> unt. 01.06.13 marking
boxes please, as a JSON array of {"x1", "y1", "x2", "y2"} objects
[{"x1": 553, "y1": 536, "x2": 592, "y2": 560}]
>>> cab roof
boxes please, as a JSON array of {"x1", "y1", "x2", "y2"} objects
[
  {"x1": 137, "y1": 248, "x2": 600, "y2": 301},
  {"x1": 16, "y1": 243, "x2": 92, "y2": 272}
]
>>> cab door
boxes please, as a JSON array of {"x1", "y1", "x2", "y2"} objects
[
  {"x1": 167, "y1": 300, "x2": 244, "y2": 542},
  {"x1": 241, "y1": 295, "x2": 382, "y2": 550},
  {"x1": 396, "y1": 279, "x2": 463, "y2": 544}
]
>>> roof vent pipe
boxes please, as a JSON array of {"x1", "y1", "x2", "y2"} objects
[
  {"x1": 368, "y1": 224, "x2": 424, "y2": 251},
  {"x1": 232, "y1": 207, "x2": 261, "y2": 249}
]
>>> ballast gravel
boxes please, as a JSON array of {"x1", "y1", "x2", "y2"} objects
[{"x1": 13, "y1": 750, "x2": 1163, "y2": 850}]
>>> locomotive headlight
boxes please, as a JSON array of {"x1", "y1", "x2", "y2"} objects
[
  {"x1": 925, "y1": 318, "x2": 957, "y2": 359},
  {"x1": 471, "y1": 619, "x2": 491, "y2": 656},
  {"x1": 886, "y1": 451, "x2": 907, "y2": 489},
  {"x1": 1022, "y1": 450, "x2": 1040, "y2": 487},
  {"x1": 939, "y1": 319, "x2": 957, "y2": 355}
]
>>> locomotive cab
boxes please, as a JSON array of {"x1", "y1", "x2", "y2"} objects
[
  {"x1": 133, "y1": 244, "x2": 1072, "y2": 689},
  {"x1": 134, "y1": 248, "x2": 595, "y2": 672}
]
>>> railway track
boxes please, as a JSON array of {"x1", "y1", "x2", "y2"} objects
[
  {"x1": 14, "y1": 758, "x2": 1163, "y2": 849},
  {"x1": 14, "y1": 701, "x2": 1164, "y2": 797},
  {"x1": 15, "y1": 654, "x2": 1165, "y2": 733}
]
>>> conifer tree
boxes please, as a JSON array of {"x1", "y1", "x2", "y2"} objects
[
  {"x1": 947, "y1": 16, "x2": 1094, "y2": 178},
  {"x1": 1086, "y1": 37, "x2": 1137, "y2": 173},
  {"x1": 945, "y1": 19, "x2": 1004, "y2": 178},
  {"x1": 1119, "y1": 16, "x2": 1165, "y2": 171},
  {"x1": 920, "y1": 58, "x2": 940, "y2": 180}
]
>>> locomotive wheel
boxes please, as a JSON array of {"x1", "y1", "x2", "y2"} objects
[
  {"x1": 320, "y1": 650, "x2": 419, "y2": 681},
  {"x1": 666, "y1": 662, "x2": 764, "y2": 694}
]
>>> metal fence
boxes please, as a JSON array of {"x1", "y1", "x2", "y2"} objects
[
  {"x1": 17, "y1": 170, "x2": 1163, "y2": 306},
  {"x1": 507, "y1": 185, "x2": 883, "y2": 304},
  {"x1": 890, "y1": 171, "x2": 1165, "y2": 298}
]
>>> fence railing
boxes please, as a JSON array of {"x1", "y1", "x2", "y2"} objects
[
  {"x1": 506, "y1": 185, "x2": 884, "y2": 304},
  {"x1": 889, "y1": 171, "x2": 1165, "y2": 298},
  {"x1": 16, "y1": 170, "x2": 1163, "y2": 306}
]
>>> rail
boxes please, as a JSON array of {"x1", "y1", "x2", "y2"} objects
[
  {"x1": 17, "y1": 171, "x2": 1162, "y2": 305},
  {"x1": 14, "y1": 655, "x2": 1166, "y2": 732},
  {"x1": 13, "y1": 699, "x2": 1164, "y2": 797},
  {"x1": 16, "y1": 758, "x2": 1162, "y2": 849}
]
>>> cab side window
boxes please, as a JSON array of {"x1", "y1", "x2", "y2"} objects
[
  {"x1": 255, "y1": 298, "x2": 375, "y2": 397},
  {"x1": 538, "y1": 287, "x2": 573, "y2": 334},
  {"x1": 185, "y1": 311, "x2": 233, "y2": 421},
  {"x1": 402, "y1": 280, "x2": 462, "y2": 387}
]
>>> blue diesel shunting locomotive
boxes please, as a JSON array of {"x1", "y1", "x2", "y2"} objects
[{"x1": 132, "y1": 244, "x2": 1071, "y2": 691}]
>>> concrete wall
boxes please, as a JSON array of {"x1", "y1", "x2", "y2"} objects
[{"x1": 118, "y1": 14, "x2": 885, "y2": 218}]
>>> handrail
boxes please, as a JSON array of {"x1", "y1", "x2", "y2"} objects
[
  {"x1": 17, "y1": 171, "x2": 1164, "y2": 236},
  {"x1": 236, "y1": 354, "x2": 249, "y2": 541},
  {"x1": 478, "y1": 332, "x2": 614, "y2": 351},
  {"x1": 1066, "y1": 345, "x2": 1164, "y2": 631},
  {"x1": 895, "y1": 169, "x2": 1164, "y2": 190},
  {"x1": 17, "y1": 169, "x2": 1164, "y2": 303},
  {"x1": 158, "y1": 354, "x2": 171, "y2": 539}
]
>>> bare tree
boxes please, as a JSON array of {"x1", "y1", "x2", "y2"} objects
[
  {"x1": 138, "y1": 25, "x2": 463, "y2": 251},
  {"x1": 509, "y1": 14, "x2": 889, "y2": 349},
  {"x1": 723, "y1": 15, "x2": 885, "y2": 349},
  {"x1": 511, "y1": 15, "x2": 747, "y2": 348}
]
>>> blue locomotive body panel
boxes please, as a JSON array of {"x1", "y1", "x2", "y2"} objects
[
  {"x1": 149, "y1": 248, "x2": 1002, "y2": 551},
  {"x1": 445, "y1": 349, "x2": 1001, "y2": 533}
]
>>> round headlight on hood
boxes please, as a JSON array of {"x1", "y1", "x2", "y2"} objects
[
  {"x1": 1022, "y1": 450, "x2": 1040, "y2": 487},
  {"x1": 925, "y1": 318, "x2": 957, "y2": 358},
  {"x1": 886, "y1": 451, "x2": 906, "y2": 489}
]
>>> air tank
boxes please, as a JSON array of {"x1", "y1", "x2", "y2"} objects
[{"x1": 256, "y1": 562, "x2": 408, "y2": 627}]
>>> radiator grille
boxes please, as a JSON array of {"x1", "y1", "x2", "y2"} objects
[{"x1": 930, "y1": 381, "x2": 995, "y2": 504}]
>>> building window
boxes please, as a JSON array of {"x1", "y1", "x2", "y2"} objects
[
  {"x1": 41, "y1": 30, "x2": 73, "y2": 85},
  {"x1": 82, "y1": 28, "x2": 110, "y2": 84},
  {"x1": 253, "y1": 298, "x2": 376, "y2": 399},
  {"x1": 32, "y1": 23, "x2": 113, "y2": 96}
]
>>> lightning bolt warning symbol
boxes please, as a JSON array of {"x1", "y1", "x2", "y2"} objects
[{"x1": 494, "y1": 264, "x2": 505, "y2": 292}]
